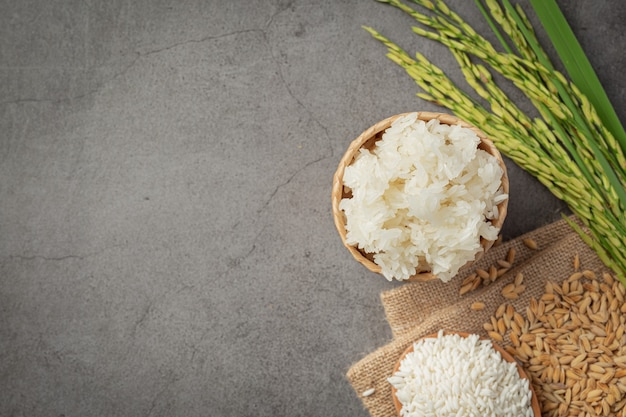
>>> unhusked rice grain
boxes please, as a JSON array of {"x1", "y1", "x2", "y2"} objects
[
  {"x1": 340, "y1": 113, "x2": 507, "y2": 281},
  {"x1": 389, "y1": 330, "x2": 533, "y2": 417},
  {"x1": 486, "y1": 268, "x2": 626, "y2": 417}
]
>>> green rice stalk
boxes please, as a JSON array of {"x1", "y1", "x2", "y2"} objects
[
  {"x1": 370, "y1": 28, "x2": 599, "y2": 219},
  {"x1": 498, "y1": 0, "x2": 626, "y2": 209},
  {"x1": 399, "y1": 0, "x2": 626, "y2": 221},
  {"x1": 450, "y1": 49, "x2": 621, "y2": 241},
  {"x1": 364, "y1": 1, "x2": 626, "y2": 284},
  {"x1": 409, "y1": 0, "x2": 626, "y2": 191},
  {"x1": 473, "y1": 0, "x2": 513, "y2": 54},
  {"x1": 412, "y1": 24, "x2": 623, "y2": 215},
  {"x1": 528, "y1": 0, "x2": 626, "y2": 155},
  {"x1": 480, "y1": 0, "x2": 524, "y2": 57}
]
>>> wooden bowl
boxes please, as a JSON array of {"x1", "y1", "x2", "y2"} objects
[
  {"x1": 331, "y1": 112, "x2": 509, "y2": 282},
  {"x1": 391, "y1": 331, "x2": 541, "y2": 416}
]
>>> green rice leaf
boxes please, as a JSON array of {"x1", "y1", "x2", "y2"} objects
[{"x1": 528, "y1": 0, "x2": 626, "y2": 154}]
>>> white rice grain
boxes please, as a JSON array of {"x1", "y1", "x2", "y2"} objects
[
  {"x1": 361, "y1": 388, "x2": 375, "y2": 397},
  {"x1": 389, "y1": 330, "x2": 533, "y2": 417},
  {"x1": 341, "y1": 113, "x2": 507, "y2": 281}
]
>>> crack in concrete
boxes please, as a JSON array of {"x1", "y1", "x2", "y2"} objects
[
  {"x1": 138, "y1": 28, "x2": 265, "y2": 58},
  {"x1": 131, "y1": 300, "x2": 155, "y2": 338},
  {"x1": 256, "y1": 153, "x2": 328, "y2": 217},
  {"x1": 263, "y1": 0, "x2": 294, "y2": 30},
  {"x1": 9, "y1": 254, "x2": 85, "y2": 262},
  {"x1": 130, "y1": 283, "x2": 197, "y2": 338},
  {"x1": 253, "y1": 1, "x2": 335, "y2": 215},
  {"x1": 0, "y1": 55, "x2": 141, "y2": 105},
  {"x1": 5, "y1": 244, "x2": 122, "y2": 263},
  {"x1": 261, "y1": 28, "x2": 333, "y2": 153},
  {"x1": 247, "y1": 20, "x2": 335, "y2": 219},
  {"x1": 1, "y1": 0, "x2": 298, "y2": 107},
  {"x1": 237, "y1": 225, "x2": 268, "y2": 263},
  {"x1": 0, "y1": 28, "x2": 265, "y2": 106},
  {"x1": 145, "y1": 378, "x2": 178, "y2": 417},
  {"x1": 4, "y1": 0, "x2": 334, "y2": 226}
]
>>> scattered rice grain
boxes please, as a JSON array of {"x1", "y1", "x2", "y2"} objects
[
  {"x1": 471, "y1": 301, "x2": 486, "y2": 311},
  {"x1": 523, "y1": 238, "x2": 538, "y2": 250},
  {"x1": 361, "y1": 388, "x2": 375, "y2": 397},
  {"x1": 506, "y1": 247, "x2": 516, "y2": 264}
]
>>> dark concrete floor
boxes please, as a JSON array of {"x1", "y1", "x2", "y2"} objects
[{"x1": 1, "y1": 1, "x2": 624, "y2": 416}]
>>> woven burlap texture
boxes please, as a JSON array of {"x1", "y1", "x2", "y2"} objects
[{"x1": 346, "y1": 217, "x2": 611, "y2": 417}]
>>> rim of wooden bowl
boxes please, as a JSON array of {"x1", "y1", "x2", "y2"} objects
[
  {"x1": 331, "y1": 112, "x2": 509, "y2": 282},
  {"x1": 390, "y1": 331, "x2": 541, "y2": 416}
]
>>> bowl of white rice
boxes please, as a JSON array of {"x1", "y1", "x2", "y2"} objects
[
  {"x1": 331, "y1": 112, "x2": 509, "y2": 282},
  {"x1": 389, "y1": 330, "x2": 540, "y2": 417}
]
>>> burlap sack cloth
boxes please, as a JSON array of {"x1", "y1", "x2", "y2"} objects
[{"x1": 346, "y1": 217, "x2": 613, "y2": 417}]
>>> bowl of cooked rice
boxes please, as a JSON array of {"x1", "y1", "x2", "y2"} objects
[
  {"x1": 389, "y1": 330, "x2": 540, "y2": 416},
  {"x1": 332, "y1": 112, "x2": 509, "y2": 282}
]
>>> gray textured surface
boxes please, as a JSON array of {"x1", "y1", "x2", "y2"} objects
[{"x1": 1, "y1": 1, "x2": 623, "y2": 416}]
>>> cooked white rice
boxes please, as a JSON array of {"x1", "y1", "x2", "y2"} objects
[
  {"x1": 389, "y1": 330, "x2": 534, "y2": 417},
  {"x1": 340, "y1": 113, "x2": 507, "y2": 281}
]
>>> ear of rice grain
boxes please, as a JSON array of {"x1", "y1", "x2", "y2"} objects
[{"x1": 340, "y1": 113, "x2": 507, "y2": 282}]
